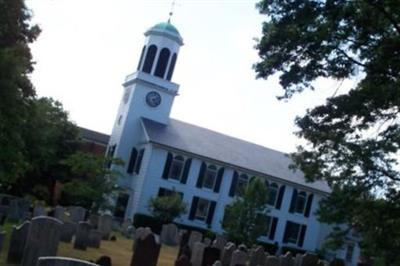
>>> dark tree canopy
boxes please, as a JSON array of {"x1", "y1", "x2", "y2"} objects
[{"x1": 255, "y1": 0, "x2": 400, "y2": 264}]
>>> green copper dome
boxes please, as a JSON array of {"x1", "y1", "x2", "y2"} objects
[{"x1": 150, "y1": 22, "x2": 181, "y2": 36}]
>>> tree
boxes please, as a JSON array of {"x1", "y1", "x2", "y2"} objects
[
  {"x1": 221, "y1": 177, "x2": 269, "y2": 246},
  {"x1": 255, "y1": 1, "x2": 400, "y2": 263},
  {"x1": 148, "y1": 193, "x2": 187, "y2": 224},
  {"x1": 0, "y1": 0, "x2": 40, "y2": 185},
  {"x1": 59, "y1": 152, "x2": 124, "y2": 211}
]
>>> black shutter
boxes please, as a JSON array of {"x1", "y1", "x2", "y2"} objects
[
  {"x1": 269, "y1": 217, "x2": 278, "y2": 240},
  {"x1": 206, "y1": 201, "x2": 216, "y2": 225},
  {"x1": 229, "y1": 171, "x2": 239, "y2": 197},
  {"x1": 180, "y1": 158, "x2": 192, "y2": 184},
  {"x1": 283, "y1": 222, "x2": 290, "y2": 243},
  {"x1": 214, "y1": 168, "x2": 224, "y2": 193},
  {"x1": 162, "y1": 152, "x2": 173, "y2": 179},
  {"x1": 126, "y1": 148, "x2": 138, "y2": 174},
  {"x1": 196, "y1": 162, "x2": 206, "y2": 188},
  {"x1": 275, "y1": 185, "x2": 285, "y2": 209},
  {"x1": 158, "y1": 188, "x2": 165, "y2": 197},
  {"x1": 298, "y1": 225, "x2": 307, "y2": 247},
  {"x1": 304, "y1": 194, "x2": 314, "y2": 217},
  {"x1": 134, "y1": 149, "x2": 145, "y2": 174},
  {"x1": 289, "y1": 189, "x2": 298, "y2": 213},
  {"x1": 188, "y1": 196, "x2": 199, "y2": 220}
]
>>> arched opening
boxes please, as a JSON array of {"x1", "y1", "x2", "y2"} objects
[
  {"x1": 154, "y1": 48, "x2": 171, "y2": 78},
  {"x1": 142, "y1": 45, "x2": 157, "y2": 73},
  {"x1": 137, "y1": 45, "x2": 146, "y2": 70},
  {"x1": 166, "y1": 53, "x2": 177, "y2": 81}
]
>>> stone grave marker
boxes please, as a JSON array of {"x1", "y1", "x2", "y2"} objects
[
  {"x1": 188, "y1": 231, "x2": 203, "y2": 250},
  {"x1": 21, "y1": 216, "x2": 62, "y2": 266},
  {"x1": 265, "y1": 255, "x2": 280, "y2": 266},
  {"x1": 125, "y1": 225, "x2": 135, "y2": 239},
  {"x1": 301, "y1": 253, "x2": 319, "y2": 266},
  {"x1": 133, "y1": 227, "x2": 152, "y2": 250},
  {"x1": 329, "y1": 258, "x2": 345, "y2": 266},
  {"x1": 121, "y1": 219, "x2": 132, "y2": 236},
  {"x1": 74, "y1": 222, "x2": 91, "y2": 250},
  {"x1": 229, "y1": 249, "x2": 247, "y2": 266},
  {"x1": 33, "y1": 202, "x2": 46, "y2": 217},
  {"x1": 211, "y1": 236, "x2": 227, "y2": 250},
  {"x1": 130, "y1": 233, "x2": 161, "y2": 266},
  {"x1": 54, "y1": 206, "x2": 66, "y2": 221},
  {"x1": 294, "y1": 254, "x2": 303, "y2": 266},
  {"x1": 212, "y1": 261, "x2": 222, "y2": 266},
  {"x1": 177, "y1": 230, "x2": 190, "y2": 258},
  {"x1": 175, "y1": 254, "x2": 191, "y2": 266},
  {"x1": 69, "y1": 206, "x2": 86, "y2": 223},
  {"x1": 249, "y1": 246, "x2": 266, "y2": 266},
  {"x1": 8, "y1": 199, "x2": 21, "y2": 221},
  {"x1": 60, "y1": 222, "x2": 77, "y2": 243},
  {"x1": 7, "y1": 221, "x2": 30, "y2": 264},
  {"x1": 161, "y1": 223, "x2": 179, "y2": 246},
  {"x1": 280, "y1": 252, "x2": 295, "y2": 266},
  {"x1": 88, "y1": 230, "x2": 102, "y2": 248},
  {"x1": 221, "y1": 242, "x2": 236, "y2": 266},
  {"x1": 203, "y1": 237, "x2": 212, "y2": 246},
  {"x1": 202, "y1": 246, "x2": 221, "y2": 266},
  {"x1": 98, "y1": 214, "x2": 112, "y2": 240},
  {"x1": 37, "y1": 256, "x2": 100, "y2": 266},
  {"x1": 88, "y1": 213, "x2": 99, "y2": 229},
  {"x1": 191, "y1": 241, "x2": 206, "y2": 266},
  {"x1": 95, "y1": 255, "x2": 112, "y2": 266}
]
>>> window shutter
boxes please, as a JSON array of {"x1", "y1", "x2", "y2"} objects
[
  {"x1": 134, "y1": 149, "x2": 145, "y2": 174},
  {"x1": 289, "y1": 189, "x2": 298, "y2": 213},
  {"x1": 180, "y1": 158, "x2": 192, "y2": 184},
  {"x1": 229, "y1": 171, "x2": 239, "y2": 197},
  {"x1": 275, "y1": 185, "x2": 286, "y2": 209},
  {"x1": 206, "y1": 201, "x2": 216, "y2": 225},
  {"x1": 196, "y1": 162, "x2": 206, "y2": 188},
  {"x1": 269, "y1": 217, "x2": 278, "y2": 240},
  {"x1": 214, "y1": 167, "x2": 224, "y2": 193},
  {"x1": 304, "y1": 194, "x2": 314, "y2": 217},
  {"x1": 298, "y1": 225, "x2": 307, "y2": 247},
  {"x1": 188, "y1": 196, "x2": 199, "y2": 220},
  {"x1": 282, "y1": 222, "x2": 290, "y2": 243},
  {"x1": 162, "y1": 152, "x2": 173, "y2": 179},
  {"x1": 126, "y1": 148, "x2": 138, "y2": 174},
  {"x1": 158, "y1": 188, "x2": 165, "y2": 197}
]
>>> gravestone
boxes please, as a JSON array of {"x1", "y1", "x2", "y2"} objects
[
  {"x1": 301, "y1": 253, "x2": 319, "y2": 266},
  {"x1": 133, "y1": 227, "x2": 152, "y2": 250},
  {"x1": 54, "y1": 206, "x2": 66, "y2": 221},
  {"x1": 37, "y1": 256, "x2": 99, "y2": 266},
  {"x1": 294, "y1": 254, "x2": 303, "y2": 266},
  {"x1": 69, "y1": 206, "x2": 86, "y2": 223},
  {"x1": 191, "y1": 241, "x2": 206, "y2": 266},
  {"x1": 125, "y1": 225, "x2": 135, "y2": 239},
  {"x1": 21, "y1": 216, "x2": 62, "y2": 266},
  {"x1": 130, "y1": 233, "x2": 161, "y2": 266},
  {"x1": 60, "y1": 222, "x2": 77, "y2": 243},
  {"x1": 280, "y1": 252, "x2": 295, "y2": 266},
  {"x1": 7, "y1": 221, "x2": 30, "y2": 264},
  {"x1": 317, "y1": 260, "x2": 328, "y2": 266},
  {"x1": 229, "y1": 249, "x2": 247, "y2": 266},
  {"x1": 249, "y1": 246, "x2": 266, "y2": 266},
  {"x1": 88, "y1": 230, "x2": 102, "y2": 248},
  {"x1": 0, "y1": 231, "x2": 5, "y2": 254},
  {"x1": 95, "y1": 255, "x2": 112, "y2": 266},
  {"x1": 88, "y1": 214, "x2": 99, "y2": 229},
  {"x1": 74, "y1": 222, "x2": 91, "y2": 250},
  {"x1": 8, "y1": 199, "x2": 21, "y2": 221},
  {"x1": 33, "y1": 203, "x2": 46, "y2": 217},
  {"x1": 177, "y1": 230, "x2": 190, "y2": 258},
  {"x1": 202, "y1": 247, "x2": 221, "y2": 266},
  {"x1": 188, "y1": 231, "x2": 203, "y2": 250},
  {"x1": 329, "y1": 258, "x2": 345, "y2": 266},
  {"x1": 203, "y1": 238, "x2": 212, "y2": 246},
  {"x1": 221, "y1": 243, "x2": 236, "y2": 266},
  {"x1": 212, "y1": 261, "x2": 222, "y2": 266},
  {"x1": 175, "y1": 254, "x2": 191, "y2": 266},
  {"x1": 121, "y1": 219, "x2": 132, "y2": 237},
  {"x1": 211, "y1": 236, "x2": 227, "y2": 250},
  {"x1": 98, "y1": 214, "x2": 113, "y2": 240},
  {"x1": 265, "y1": 255, "x2": 280, "y2": 266},
  {"x1": 161, "y1": 223, "x2": 179, "y2": 246}
]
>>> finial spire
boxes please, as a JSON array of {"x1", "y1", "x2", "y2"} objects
[{"x1": 168, "y1": 0, "x2": 176, "y2": 23}]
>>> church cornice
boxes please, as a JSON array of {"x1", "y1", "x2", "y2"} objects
[{"x1": 123, "y1": 71, "x2": 179, "y2": 96}]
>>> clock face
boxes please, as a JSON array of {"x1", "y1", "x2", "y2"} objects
[{"x1": 146, "y1": 91, "x2": 161, "y2": 107}]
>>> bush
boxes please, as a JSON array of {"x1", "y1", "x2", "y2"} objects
[{"x1": 148, "y1": 194, "x2": 187, "y2": 224}]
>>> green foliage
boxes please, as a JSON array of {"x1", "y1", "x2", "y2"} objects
[
  {"x1": 255, "y1": 1, "x2": 400, "y2": 262},
  {"x1": 60, "y1": 152, "x2": 124, "y2": 211},
  {"x1": 221, "y1": 177, "x2": 269, "y2": 246},
  {"x1": 148, "y1": 193, "x2": 187, "y2": 224}
]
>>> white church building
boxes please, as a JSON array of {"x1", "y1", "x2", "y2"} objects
[{"x1": 107, "y1": 21, "x2": 360, "y2": 264}]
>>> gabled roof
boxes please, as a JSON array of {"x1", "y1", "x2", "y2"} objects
[
  {"x1": 141, "y1": 118, "x2": 330, "y2": 194},
  {"x1": 78, "y1": 127, "x2": 110, "y2": 145}
]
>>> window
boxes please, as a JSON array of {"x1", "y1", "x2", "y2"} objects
[
  {"x1": 127, "y1": 148, "x2": 138, "y2": 174},
  {"x1": 236, "y1": 174, "x2": 248, "y2": 196},
  {"x1": 283, "y1": 221, "x2": 307, "y2": 247},
  {"x1": 346, "y1": 243, "x2": 355, "y2": 262},
  {"x1": 134, "y1": 148, "x2": 145, "y2": 174},
  {"x1": 203, "y1": 165, "x2": 217, "y2": 189},
  {"x1": 142, "y1": 45, "x2": 157, "y2": 73},
  {"x1": 166, "y1": 53, "x2": 177, "y2": 81},
  {"x1": 195, "y1": 198, "x2": 210, "y2": 221},
  {"x1": 154, "y1": 48, "x2": 171, "y2": 78},
  {"x1": 189, "y1": 196, "x2": 216, "y2": 225},
  {"x1": 168, "y1": 155, "x2": 184, "y2": 180},
  {"x1": 295, "y1": 192, "x2": 307, "y2": 214},
  {"x1": 267, "y1": 182, "x2": 279, "y2": 206},
  {"x1": 289, "y1": 189, "x2": 313, "y2": 217},
  {"x1": 137, "y1": 45, "x2": 146, "y2": 70}
]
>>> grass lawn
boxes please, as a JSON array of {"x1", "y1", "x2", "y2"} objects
[{"x1": 0, "y1": 222, "x2": 179, "y2": 266}]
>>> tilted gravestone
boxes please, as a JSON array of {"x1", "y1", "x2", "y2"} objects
[
  {"x1": 190, "y1": 241, "x2": 206, "y2": 266},
  {"x1": 160, "y1": 223, "x2": 179, "y2": 246},
  {"x1": 69, "y1": 206, "x2": 86, "y2": 223},
  {"x1": 130, "y1": 233, "x2": 161, "y2": 266},
  {"x1": 37, "y1": 256, "x2": 100, "y2": 266},
  {"x1": 74, "y1": 222, "x2": 91, "y2": 250},
  {"x1": 280, "y1": 252, "x2": 295, "y2": 266},
  {"x1": 188, "y1": 231, "x2": 203, "y2": 250},
  {"x1": 229, "y1": 249, "x2": 247, "y2": 266},
  {"x1": 249, "y1": 246, "x2": 266, "y2": 266},
  {"x1": 7, "y1": 221, "x2": 30, "y2": 264},
  {"x1": 88, "y1": 213, "x2": 99, "y2": 229},
  {"x1": 88, "y1": 229, "x2": 102, "y2": 248},
  {"x1": 211, "y1": 236, "x2": 227, "y2": 251},
  {"x1": 133, "y1": 227, "x2": 152, "y2": 250},
  {"x1": 301, "y1": 253, "x2": 319, "y2": 266},
  {"x1": 98, "y1": 214, "x2": 113, "y2": 240},
  {"x1": 60, "y1": 222, "x2": 77, "y2": 243},
  {"x1": 33, "y1": 203, "x2": 46, "y2": 217},
  {"x1": 54, "y1": 206, "x2": 67, "y2": 221},
  {"x1": 265, "y1": 255, "x2": 280, "y2": 266},
  {"x1": 21, "y1": 216, "x2": 62, "y2": 266},
  {"x1": 221, "y1": 242, "x2": 236, "y2": 266},
  {"x1": 202, "y1": 246, "x2": 221, "y2": 266}
]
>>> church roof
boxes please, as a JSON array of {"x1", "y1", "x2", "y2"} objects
[{"x1": 141, "y1": 118, "x2": 331, "y2": 194}]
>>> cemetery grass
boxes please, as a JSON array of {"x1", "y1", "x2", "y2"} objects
[{"x1": 0, "y1": 224, "x2": 178, "y2": 266}]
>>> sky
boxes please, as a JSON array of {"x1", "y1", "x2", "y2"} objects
[{"x1": 26, "y1": 0, "x2": 354, "y2": 153}]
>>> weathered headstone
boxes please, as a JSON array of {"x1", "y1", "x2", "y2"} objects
[
  {"x1": 7, "y1": 221, "x2": 30, "y2": 264},
  {"x1": 121, "y1": 219, "x2": 132, "y2": 237},
  {"x1": 301, "y1": 253, "x2": 319, "y2": 266},
  {"x1": 280, "y1": 252, "x2": 295, "y2": 266},
  {"x1": 8, "y1": 199, "x2": 21, "y2": 221},
  {"x1": 74, "y1": 222, "x2": 91, "y2": 250},
  {"x1": 69, "y1": 206, "x2": 86, "y2": 223},
  {"x1": 221, "y1": 243, "x2": 236, "y2": 266},
  {"x1": 60, "y1": 222, "x2": 77, "y2": 243},
  {"x1": 229, "y1": 249, "x2": 247, "y2": 266},
  {"x1": 33, "y1": 203, "x2": 46, "y2": 217},
  {"x1": 125, "y1": 225, "x2": 135, "y2": 239},
  {"x1": 249, "y1": 246, "x2": 266, "y2": 266},
  {"x1": 203, "y1": 238, "x2": 212, "y2": 246},
  {"x1": 95, "y1": 255, "x2": 112, "y2": 266},
  {"x1": 329, "y1": 258, "x2": 345, "y2": 266},
  {"x1": 98, "y1": 214, "x2": 113, "y2": 240},
  {"x1": 188, "y1": 231, "x2": 203, "y2": 250},
  {"x1": 191, "y1": 241, "x2": 206, "y2": 266},
  {"x1": 130, "y1": 233, "x2": 161, "y2": 266},
  {"x1": 161, "y1": 223, "x2": 179, "y2": 246},
  {"x1": 37, "y1": 256, "x2": 99, "y2": 266},
  {"x1": 21, "y1": 216, "x2": 62, "y2": 266},
  {"x1": 294, "y1": 254, "x2": 303, "y2": 266},
  {"x1": 202, "y1": 247, "x2": 221, "y2": 266},
  {"x1": 133, "y1": 227, "x2": 152, "y2": 250},
  {"x1": 211, "y1": 236, "x2": 227, "y2": 250},
  {"x1": 54, "y1": 206, "x2": 66, "y2": 221},
  {"x1": 265, "y1": 255, "x2": 280, "y2": 266},
  {"x1": 175, "y1": 254, "x2": 191, "y2": 266},
  {"x1": 88, "y1": 230, "x2": 102, "y2": 248},
  {"x1": 88, "y1": 214, "x2": 99, "y2": 229}
]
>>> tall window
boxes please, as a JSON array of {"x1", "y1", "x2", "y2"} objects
[
  {"x1": 267, "y1": 182, "x2": 279, "y2": 206},
  {"x1": 283, "y1": 221, "x2": 307, "y2": 247},
  {"x1": 126, "y1": 148, "x2": 138, "y2": 174},
  {"x1": 195, "y1": 198, "x2": 210, "y2": 221},
  {"x1": 137, "y1": 45, "x2": 146, "y2": 70},
  {"x1": 142, "y1": 45, "x2": 157, "y2": 73},
  {"x1": 166, "y1": 53, "x2": 177, "y2": 80},
  {"x1": 295, "y1": 192, "x2": 307, "y2": 214},
  {"x1": 154, "y1": 48, "x2": 171, "y2": 78},
  {"x1": 203, "y1": 165, "x2": 217, "y2": 189},
  {"x1": 236, "y1": 174, "x2": 248, "y2": 196},
  {"x1": 168, "y1": 155, "x2": 184, "y2": 180}
]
